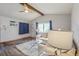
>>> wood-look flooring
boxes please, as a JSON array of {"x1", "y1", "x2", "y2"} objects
[
  {"x1": 0, "y1": 37, "x2": 35, "y2": 56},
  {"x1": 0, "y1": 46, "x2": 26, "y2": 56}
]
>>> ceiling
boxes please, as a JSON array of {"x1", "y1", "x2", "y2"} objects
[
  {"x1": 30, "y1": 3, "x2": 73, "y2": 14},
  {"x1": 0, "y1": 3, "x2": 73, "y2": 21}
]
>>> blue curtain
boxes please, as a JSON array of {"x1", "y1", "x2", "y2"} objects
[
  {"x1": 36, "y1": 22, "x2": 38, "y2": 35},
  {"x1": 50, "y1": 20, "x2": 52, "y2": 30}
]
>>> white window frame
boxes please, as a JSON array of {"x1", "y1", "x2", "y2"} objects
[{"x1": 37, "y1": 22, "x2": 50, "y2": 33}]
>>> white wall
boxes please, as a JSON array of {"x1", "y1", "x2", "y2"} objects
[
  {"x1": 0, "y1": 16, "x2": 30, "y2": 42},
  {"x1": 71, "y1": 4, "x2": 79, "y2": 49},
  {"x1": 31, "y1": 14, "x2": 71, "y2": 36},
  {"x1": 0, "y1": 14, "x2": 71, "y2": 42}
]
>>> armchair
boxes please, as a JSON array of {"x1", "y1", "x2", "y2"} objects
[{"x1": 39, "y1": 31, "x2": 77, "y2": 56}]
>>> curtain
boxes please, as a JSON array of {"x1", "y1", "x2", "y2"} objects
[
  {"x1": 36, "y1": 22, "x2": 38, "y2": 35},
  {"x1": 50, "y1": 20, "x2": 52, "y2": 30}
]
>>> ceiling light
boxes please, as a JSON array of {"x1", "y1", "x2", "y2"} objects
[
  {"x1": 24, "y1": 10, "x2": 29, "y2": 13},
  {"x1": 20, "y1": 3, "x2": 31, "y2": 13}
]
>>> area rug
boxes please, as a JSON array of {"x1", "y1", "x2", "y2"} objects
[{"x1": 16, "y1": 40, "x2": 38, "y2": 56}]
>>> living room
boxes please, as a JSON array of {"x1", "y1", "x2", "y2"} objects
[{"x1": 0, "y1": 3, "x2": 79, "y2": 56}]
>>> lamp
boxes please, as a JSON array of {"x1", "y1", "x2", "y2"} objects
[{"x1": 48, "y1": 31, "x2": 73, "y2": 55}]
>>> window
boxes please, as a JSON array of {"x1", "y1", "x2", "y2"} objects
[{"x1": 38, "y1": 22, "x2": 50, "y2": 33}]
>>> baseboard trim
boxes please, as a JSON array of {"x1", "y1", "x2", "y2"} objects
[{"x1": 0, "y1": 36, "x2": 36, "y2": 45}]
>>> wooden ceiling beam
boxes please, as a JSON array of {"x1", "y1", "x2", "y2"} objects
[{"x1": 20, "y1": 3, "x2": 44, "y2": 16}]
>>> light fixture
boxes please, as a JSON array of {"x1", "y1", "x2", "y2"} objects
[
  {"x1": 21, "y1": 3, "x2": 31, "y2": 13},
  {"x1": 24, "y1": 10, "x2": 29, "y2": 13},
  {"x1": 24, "y1": 4, "x2": 29, "y2": 13}
]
